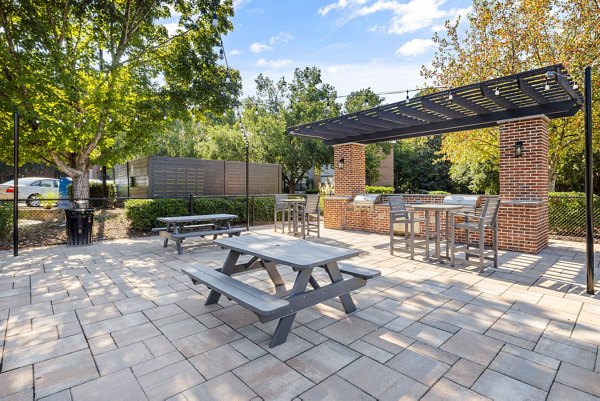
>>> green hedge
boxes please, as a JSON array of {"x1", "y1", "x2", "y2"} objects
[
  {"x1": 125, "y1": 199, "x2": 188, "y2": 230},
  {"x1": 125, "y1": 196, "x2": 276, "y2": 231},
  {"x1": 428, "y1": 190, "x2": 451, "y2": 195},
  {"x1": 0, "y1": 202, "x2": 12, "y2": 242},
  {"x1": 365, "y1": 186, "x2": 394, "y2": 194}
]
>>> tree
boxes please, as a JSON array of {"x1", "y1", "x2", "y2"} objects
[
  {"x1": 0, "y1": 1, "x2": 241, "y2": 200},
  {"x1": 421, "y1": 0, "x2": 600, "y2": 192},
  {"x1": 394, "y1": 136, "x2": 465, "y2": 193},
  {"x1": 243, "y1": 68, "x2": 338, "y2": 193},
  {"x1": 343, "y1": 88, "x2": 393, "y2": 184}
]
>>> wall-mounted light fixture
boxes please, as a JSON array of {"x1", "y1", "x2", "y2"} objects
[
  {"x1": 514, "y1": 141, "x2": 524, "y2": 157},
  {"x1": 338, "y1": 158, "x2": 345, "y2": 169}
]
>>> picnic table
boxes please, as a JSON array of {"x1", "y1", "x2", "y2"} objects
[
  {"x1": 157, "y1": 214, "x2": 244, "y2": 254},
  {"x1": 182, "y1": 233, "x2": 381, "y2": 347}
]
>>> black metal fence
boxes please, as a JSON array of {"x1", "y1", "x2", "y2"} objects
[{"x1": 548, "y1": 194, "x2": 600, "y2": 239}]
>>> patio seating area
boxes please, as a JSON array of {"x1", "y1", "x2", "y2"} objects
[{"x1": 1, "y1": 224, "x2": 599, "y2": 401}]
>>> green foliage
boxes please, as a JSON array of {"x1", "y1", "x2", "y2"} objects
[
  {"x1": 0, "y1": 1, "x2": 240, "y2": 200},
  {"x1": 305, "y1": 189, "x2": 320, "y2": 194},
  {"x1": 125, "y1": 199, "x2": 188, "y2": 231},
  {"x1": 394, "y1": 137, "x2": 466, "y2": 193},
  {"x1": 41, "y1": 191, "x2": 58, "y2": 209},
  {"x1": 428, "y1": 190, "x2": 451, "y2": 195},
  {"x1": 0, "y1": 203, "x2": 12, "y2": 242},
  {"x1": 365, "y1": 186, "x2": 394, "y2": 194}
]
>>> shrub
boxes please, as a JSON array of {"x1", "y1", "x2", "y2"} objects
[
  {"x1": 0, "y1": 202, "x2": 12, "y2": 242},
  {"x1": 192, "y1": 196, "x2": 276, "y2": 225},
  {"x1": 305, "y1": 189, "x2": 320, "y2": 194},
  {"x1": 428, "y1": 190, "x2": 451, "y2": 195},
  {"x1": 41, "y1": 190, "x2": 59, "y2": 209},
  {"x1": 125, "y1": 198, "x2": 188, "y2": 231},
  {"x1": 365, "y1": 186, "x2": 394, "y2": 194}
]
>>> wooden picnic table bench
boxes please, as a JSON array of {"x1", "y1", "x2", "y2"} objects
[
  {"x1": 156, "y1": 214, "x2": 242, "y2": 254},
  {"x1": 182, "y1": 233, "x2": 381, "y2": 347}
]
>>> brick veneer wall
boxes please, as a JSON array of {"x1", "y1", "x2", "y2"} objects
[
  {"x1": 497, "y1": 116, "x2": 549, "y2": 253},
  {"x1": 334, "y1": 143, "x2": 366, "y2": 197}
]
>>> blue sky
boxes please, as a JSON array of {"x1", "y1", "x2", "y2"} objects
[{"x1": 222, "y1": 0, "x2": 472, "y2": 103}]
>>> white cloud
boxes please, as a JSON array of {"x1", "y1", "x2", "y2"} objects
[
  {"x1": 233, "y1": 0, "x2": 252, "y2": 10},
  {"x1": 229, "y1": 49, "x2": 242, "y2": 56},
  {"x1": 319, "y1": 0, "x2": 471, "y2": 35},
  {"x1": 162, "y1": 22, "x2": 180, "y2": 37},
  {"x1": 319, "y1": 0, "x2": 369, "y2": 16},
  {"x1": 256, "y1": 58, "x2": 293, "y2": 69},
  {"x1": 250, "y1": 42, "x2": 273, "y2": 53},
  {"x1": 395, "y1": 38, "x2": 435, "y2": 57},
  {"x1": 269, "y1": 32, "x2": 294, "y2": 45}
]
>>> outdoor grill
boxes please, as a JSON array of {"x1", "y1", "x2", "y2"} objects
[
  {"x1": 353, "y1": 194, "x2": 383, "y2": 210},
  {"x1": 442, "y1": 195, "x2": 482, "y2": 209}
]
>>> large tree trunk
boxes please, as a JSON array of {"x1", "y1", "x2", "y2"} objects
[{"x1": 72, "y1": 169, "x2": 90, "y2": 207}]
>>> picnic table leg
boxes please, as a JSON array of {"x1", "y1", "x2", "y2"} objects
[
  {"x1": 176, "y1": 240, "x2": 183, "y2": 254},
  {"x1": 262, "y1": 261, "x2": 286, "y2": 288},
  {"x1": 270, "y1": 268, "x2": 312, "y2": 347},
  {"x1": 205, "y1": 250, "x2": 241, "y2": 305},
  {"x1": 324, "y1": 262, "x2": 357, "y2": 314},
  {"x1": 163, "y1": 238, "x2": 169, "y2": 248}
]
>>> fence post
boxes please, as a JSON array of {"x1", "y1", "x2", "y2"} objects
[{"x1": 189, "y1": 193, "x2": 194, "y2": 215}]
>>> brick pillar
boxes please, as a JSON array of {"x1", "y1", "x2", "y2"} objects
[
  {"x1": 498, "y1": 116, "x2": 549, "y2": 253},
  {"x1": 334, "y1": 143, "x2": 366, "y2": 196}
]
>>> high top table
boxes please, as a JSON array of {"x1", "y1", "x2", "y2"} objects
[{"x1": 409, "y1": 204, "x2": 464, "y2": 262}]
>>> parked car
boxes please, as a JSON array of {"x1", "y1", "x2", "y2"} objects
[{"x1": 0, "y1": 177, "x2": 60, "y2": 207}]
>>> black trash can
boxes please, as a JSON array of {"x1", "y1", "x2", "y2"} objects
[{"x1": 65, "y1": 208, "x2": 95, "y2": 246}]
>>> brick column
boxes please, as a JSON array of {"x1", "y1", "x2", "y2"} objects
[
  {"x1": 498, "y1": 116, "x2": 549, "y2": 253},
  {"x1": 324, "y1": 143, "x2": 366, "y2": 230},
  {"x1": 333, "y1": 143, "x2": 366, "y2": 196}
]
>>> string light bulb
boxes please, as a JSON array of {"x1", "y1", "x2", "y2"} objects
[
  {"x1": 495, "y1": 87, "x2": 500, "y2": 96},
  {"x1": 212, "y1": 13, "x2": 218, "y2": 27},
  {"x1": 163, "y1": 113, "x2": 167, "y2": 120},
  {"x1": 225, "y1": 71, "x2": 230, "y2": 84},
  {"x1": 134, "y1": 115, "x2": 139, "y2": 121},
  {"x1": 219, "y1": 48, "x2": 224, "y2": 60},
  {"x1": 448, "y1": 90, "x2": 453, "y2": 101},
  {"x1": 573, "y1": 83, "x2": 579, "y2": 90},
  {"x1": 82, "y1": 117, "x2": 87, "y2": 123},
  {"x1": 405, "y1": 90, "x2": 409, "y2": 103},
  {"x1": 544, "y1": 82, "x2": 550, "y2": 91},
  {"x1": 108, "y1": 116, "x2": 112, "y2": 123}
]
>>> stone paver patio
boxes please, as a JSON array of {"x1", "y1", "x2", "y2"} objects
[{"x1": 1, "y1": 225, "x2": 600, "y2": 400}]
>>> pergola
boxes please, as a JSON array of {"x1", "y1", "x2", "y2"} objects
[
  {"x1": 288, "y1": 64, "x2": 582, "y2": 144},
  {"x1": 287, "y1": 64, "x2": 595, "y2": 293}
]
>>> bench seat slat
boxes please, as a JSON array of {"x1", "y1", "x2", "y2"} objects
[
  {"x1": 183, "y1": 266, "x2": 289, "y2": 315},
  {"x1": 161, "y1": 227, "x2": 245, "y2": 240},
  {"x1": 337, "y1": 263, "x2": 381, "y2": 280}
]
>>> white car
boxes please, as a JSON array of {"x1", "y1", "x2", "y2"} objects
[{"x1": 0, "y1": 177, "x2": 60, "y2": 207}]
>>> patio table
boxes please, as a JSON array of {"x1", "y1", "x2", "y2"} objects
[
  {"x1": 409, "y1": 204, "x2": 463, "y2": 262},
  {"x1": 183, "y1": 233, "x2": 380, "y2": 347}
]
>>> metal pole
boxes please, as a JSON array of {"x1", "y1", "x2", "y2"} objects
[
  {"x1": 584, "y1": 66, "x2": 594, "y2": 294},
  {"x1": 101, "y1": 165, "x2": 107, "y2": 208},
  {"x1": 189, "y1": 193, "x2": 194, "y2": 215},
  {"x1": 13, "y1": 112, "x2": 19, "y2": 257},
  {"x1": 246, "y1": 143, "x2": 249, "y2": 230}
]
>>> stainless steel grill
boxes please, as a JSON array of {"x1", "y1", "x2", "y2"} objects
[
  {"x1": 443, "y1": 195, "x2": 482, "y2": 209},
  {"x1": 353, "y1": 194, "x2": 383, "y2": 210}
]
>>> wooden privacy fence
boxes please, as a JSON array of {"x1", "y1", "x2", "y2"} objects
[{"x1": 114, "y1": 156, "x2": 282, "y2": 198}]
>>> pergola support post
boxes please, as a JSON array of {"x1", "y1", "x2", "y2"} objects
[
  {"x1": 497, "y1": 116, "x2": 549, "y2": 253},
  {"x1": 584, "y1": 66, "x2": 594, "y2": 294},
  {"x1": 324, "y1": 143, "x2": 366, "y2": 230}
]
